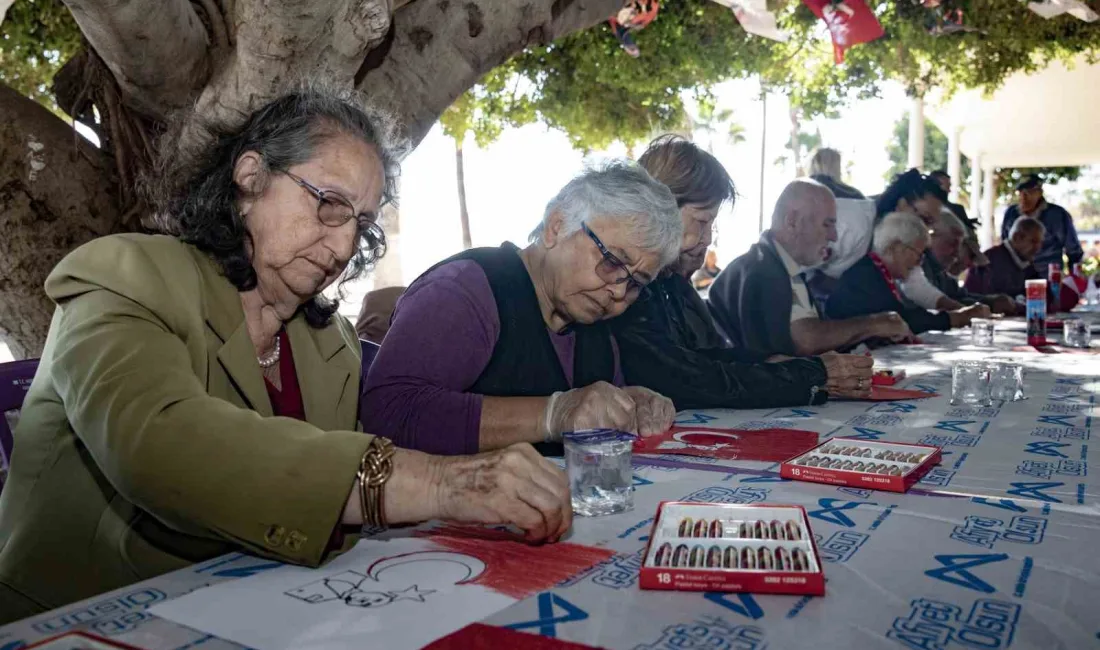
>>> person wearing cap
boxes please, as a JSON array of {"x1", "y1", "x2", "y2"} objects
[{"x1": 1000, "y1": 175, "x2": 1083, "y2": 272}]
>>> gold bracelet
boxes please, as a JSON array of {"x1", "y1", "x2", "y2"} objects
[{"x1": 357, "y1": 437, "x2": 396, "y2": 528}]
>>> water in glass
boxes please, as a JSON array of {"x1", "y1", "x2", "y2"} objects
[
  {"x1": 1063, "y1": 318, "x2": 1092, "y2": 348},
  {"x1": 970, "y1": 319, "x2": 995, "y2": 347},
  {"x1": 951, "y1": 361, "x2": 991, "y2": 406},
  {"x1": 988, "y1": 362, "x2": 1025, "y2": 402},
  {"x1": 563, "y1": 429, "x2": 635, "y2": 517}
]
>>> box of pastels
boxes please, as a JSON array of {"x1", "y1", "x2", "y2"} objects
[
  {"x1": 639, "y1": 502, "x2": 825, "y2": 596},
  {"x1": 780, "y1": 437, "x2": 941, "y2": 493}
]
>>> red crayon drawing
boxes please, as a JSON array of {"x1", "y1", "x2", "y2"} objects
[{"x1": 633, "y1": 426, "x2": 819, "y2": 462}]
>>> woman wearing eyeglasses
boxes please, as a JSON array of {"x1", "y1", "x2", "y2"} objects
[
  {"x1": 361, "y1": 161, "x2": 680, "y2": 456},
  {"x1": 0, "y1": 85, "x2": 575, "y2": 623}
]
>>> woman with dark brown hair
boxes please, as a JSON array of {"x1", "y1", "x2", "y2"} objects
[{"x1": 610, "y1": 135, "x2": 872, "y2": 410}]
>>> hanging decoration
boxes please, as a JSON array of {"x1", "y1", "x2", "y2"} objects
[
  {"x1": 802, "y1": 0, "x2": 885, "y2": 64},
  {"x1": 711, "y1": 0, "x2": 791, "y2": 42},
  {"x1": 608, "y1": 0, "x2": 660, "y2": 58},
  {"x1": 1023, "y1": 0, "x2": 1098, "y2": 22}
]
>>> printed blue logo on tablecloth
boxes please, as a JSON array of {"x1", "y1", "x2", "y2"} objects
[
  {"x1": 815, "y1": 530, "x2": 871, "y2": 562},
  {"x1": 934, "y1": 420, "x2": 989, "y2": 434},
  {"x1": 703, "y1": 593, "x2": 765, "y2": 620},
  {"x1": 1006, "y1": 481, "x2": 1064, "y2": 503},
  {"x1": 1031, "y1": 426, "x2": 1089, "y2": 441},
  {"x1": 1042, "y1": 402, "x2": 1093, "y2": 413},
  {"x1": 1037, "y1": 414, "x2": 1084, "y2": 428},
  {"x1": 634, "y1": 616, "x2": 766, "y2": 650},
  {"x1": 887, "y1": 597, "x2": 1021, "y2": 650},
  {"x1": 848, "y1": 427, "x2": 887, "y2": 440},
  {"x1": 846, "y1": 414, "x2": 905, "y2": 428},
  {"x1": 504, "y1": 592, "x2": 588, "y2": 637},
  {"x1": 32, "y1": 588, "x2": 167, "y2": 637},
  {"x1": 674, "y1": 412, "x2": 720, "y2": 425},
  {"x1": 950, "y1": 515, "x2": 1048, "y2": 549},
  {"x1": 1017, "y1": 459, "x2": 1086, "y2": 479},
  {"x1": 680, "y1": 486, "x2": 770, "y2": 504},
  {"x1": 838, "y1": 487, "x2": 873, "y2": 499},
  {"x1": 559, "y1": 549, "x2": 644, "y2": 590},
  {"x1": 869, "y1": 402, "x2": 919, "y2": 414},
  {"x1": 734, "y1": 420, "x2": 802, "y2": 430},
  {"x1": 807, "y1": 498, "x2": 879, "y2": 528},
  {"x1": 925, "y1": 554, "x2": 1009, "y2": 593},
  {"x1": 946, "y1": 406, "x2": 1001, "y2": 419},
  {"x1": 920, "y1": 433, "x2": 981, "y2": 448},
  {"x1": 918, "y1": 467, "x2": 957, "y2": 487}
]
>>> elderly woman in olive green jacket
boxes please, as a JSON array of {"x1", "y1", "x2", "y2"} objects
[{"x1": 0, "y1": 85, "x2": 572, "y2": 623}]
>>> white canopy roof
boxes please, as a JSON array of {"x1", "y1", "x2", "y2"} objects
[{"x1": 928, "y1": 53, "x2": 1100, "y2": 169}]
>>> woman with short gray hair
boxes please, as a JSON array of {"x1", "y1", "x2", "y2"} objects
[
  {"x1": 363, "y1": 161, "x2": 681, "y2": 456},
  {"x1": 826, "y1": 212, "x2": 986, "y2": 335}
]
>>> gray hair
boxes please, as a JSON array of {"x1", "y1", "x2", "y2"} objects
[
  {"x1": 1009, "y1": 216, "x2": 1046, "y2": 240},
  {"x1": 529, "y1": 160, "x2": 682, "y2": 267},
  {"x1": 809, "y1": 148, "x2": 843, "y2": 180},
  {"x1": 872, "y1": 211, "x2": 929, "y2": 256},
  {"x1": 931, "y1": 208, "x2": 965, "y2": 238}
]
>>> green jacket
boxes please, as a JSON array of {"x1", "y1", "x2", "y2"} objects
[{"x1": 0, "y1": 234, "x2": 372, "y2": 622}]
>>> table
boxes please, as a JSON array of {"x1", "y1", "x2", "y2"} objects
[{"x1": 3, "y1": 318, "x2": 1099, "y2": 650}]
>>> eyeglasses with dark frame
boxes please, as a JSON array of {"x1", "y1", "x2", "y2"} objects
[
  {"x1": 581, "y1": 222, "x2": 649, "y2": 298},
  {"x1": 281, "y1": 170, "x2": 379, "y2": 229}
]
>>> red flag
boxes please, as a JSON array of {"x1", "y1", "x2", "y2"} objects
[
  {"x1": 633, "y1": 426, "x2": 818, "y2": 462},
  {"x1": 802, "y1": 0, "x2": 884, "y2": 63}
]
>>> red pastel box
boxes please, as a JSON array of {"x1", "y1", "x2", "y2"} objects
[
  {"x1": 639, "y1": 501, "x2": 825, "y2": 596},
  {"x1": 780, "y1": 437, "x2": 941, "y2": 493},
  {"x1": 872, "y1": 368, "x2": 906, "y2": 386}
]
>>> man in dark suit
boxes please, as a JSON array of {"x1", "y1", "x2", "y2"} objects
[{"x1": 708, "y1": 180, "x2": 911, "y2": 357}]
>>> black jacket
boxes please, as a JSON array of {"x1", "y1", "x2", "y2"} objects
[
  {"x1": 811, "y1": 174, "x2": 865, "y2": 200},
  {"x1": 826, "y1": 256, "x2": 951, "y2": 335},
  {"x1": 612, "y1": 273, "x2": 828, "y2": 410},
  {"x1": 708, "y1": 232, "x2": 802, "y2": 357}
]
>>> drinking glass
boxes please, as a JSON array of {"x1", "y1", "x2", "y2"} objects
[
  {"x1": 1063, "y1": 318, "x2": 1092, "y2": 348},
  {"x1": 988, "y1": 362, "x2": 1025, "y2": 402},
  {"x1": 951, "y1": 361, "x2": 991, "y2": 406},
  {"x1": 970, "y1": 319, "x2": 995, "y2": 347},
  {"x1": 563, "y1": 429, "x2": 635, "y2": 517}
]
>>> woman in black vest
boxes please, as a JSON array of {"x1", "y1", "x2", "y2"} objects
[{"x1": 362, "y1": 161, "x2": 681, "y2": 455}]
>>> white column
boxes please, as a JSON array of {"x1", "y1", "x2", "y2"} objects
[
  {"x1": 907, "y1": 96, "x2": 925, "y2": 170},
  {"x1": 983, "y1": 165, "x2": 997, "y2": 247},
  {"x1": 947, "y1": 128, "x2": 962, "y2": 202},
  {"x1": 969, "y1": 155, "x2": 986, "y2": 246}
]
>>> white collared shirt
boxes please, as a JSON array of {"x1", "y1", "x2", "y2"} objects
[
  {"x1": 1005, "y1": 242, "x2": 1030, "y2": 271},
  {"x1": 774, "y1": 240, "x2": 819, "y2": 323}
]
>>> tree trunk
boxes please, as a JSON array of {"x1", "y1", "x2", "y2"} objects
[
  {"x1": 455, "y1": 138, "x2": 473, "y2": 250},
  {"x1": 0, "y1": 0, "x2": 622, "y2": 358},
  {"x1": 789, "y1": 106, "x2": 802, "y2": 178},
  {"x1": 0, "y1": 83, "x2": 120, "y2": 359}
]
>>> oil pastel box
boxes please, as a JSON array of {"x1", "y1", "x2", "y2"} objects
[
  {"x1": 780, "y1": 437, "x2": 941, "y2": 493},
  {"x1": 639, "y1": 501, "x2": 825, "y2": 596}
]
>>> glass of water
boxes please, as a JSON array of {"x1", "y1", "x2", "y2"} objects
[
  {"x1": 1063, "y1": 318, "x2": 1092, "y2": 348},
  {"x1": 951, "y1": 361, "x2": 991, "y2": 406},
  {"x1": 970, "y1": 318, "x2": 995, "y2": 347},
  {"x1": 988, "y1": 362, "x2": 1025, "y2": 402},
  {"x1": 563, "y1": 429, "x2": 635, "y2": 517}
]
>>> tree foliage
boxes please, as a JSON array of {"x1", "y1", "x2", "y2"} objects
[
  {"x1": 886, "y1": 113, "x2": 1082, "y2": 201},
  {"x1": 0, "y1": 0, "x2": 80, "y2": 110}
]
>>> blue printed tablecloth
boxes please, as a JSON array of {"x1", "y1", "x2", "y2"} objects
[{"x1": 2, "y1": 318, "x2": 1098, "y2": 650}]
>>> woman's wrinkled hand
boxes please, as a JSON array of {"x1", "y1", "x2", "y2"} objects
[
  {"x1": 622, "y1": 386, "x2": 676, "y2": 437},
  {"x1": 432, "y1": 443, "x2": 572, "y2": 543}
]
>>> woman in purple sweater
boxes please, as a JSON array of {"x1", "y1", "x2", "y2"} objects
[{"x1": 362, "y1": 162, "x2": 681, "y2": 455}]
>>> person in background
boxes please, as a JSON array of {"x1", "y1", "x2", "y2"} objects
[
  {"x1": 827, "y1": 212, "x2": 989, "y2": 335},
  {"x1": 949, "y1": 226, "x2": 989, "y2": 278},
  {"x1": 1000, "y1": 175, "x2": 1083, "y2": 272},
  {"x1": 691, "y1": 248, "x2": 722, "y2": 291},
  {"x1": 928, "y1": 170, "x2": 973, "y2": 228},
  {"x1": 612, "y1": 136, "x2": 873, "y2": 411},
  {"x1": 355, "y1": 285, "x2": 405, "y2": 344},
  {"x1": 808, "y1": 147, "x2": 865, "y2": 199},
  {"x1": 708, "y1": 179, "x2": 911, "y2": 358},
  {"x1": 0, "y1": 86, "x2": 572, "y2": 623},
  {"x1": 362, "y1": 162, "x2": 678, "y2": 457},
  {"x1": 925, "y1": 210, "x2": 1015, "y2": 314},
  {"x1": 965, "y1": 217, "x2": 1044, "y2": 301}
]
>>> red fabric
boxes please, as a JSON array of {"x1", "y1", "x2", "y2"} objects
[
  {"x1": 802, "y1": 0, "x2": 884, "y2": 63},
  {"x1": 862, "y1": 386, "x2": 938, "y2": 401},
  {"x1": 421, "y1": 624, "x2": 602, "y2": 650},
  {"x1": 868, "y1": 253, "x2": 905, "y2": 302},
  {"x1": 634, "y1": 426, "x2": 819, "y2": 462},
  {"x1": 264, "y1": 329, "x2": 306, "y2": 421}
]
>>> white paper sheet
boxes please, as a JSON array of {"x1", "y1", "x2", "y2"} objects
[{"x1": 149, "y1": 537, "x2": 515, "y2": 650}]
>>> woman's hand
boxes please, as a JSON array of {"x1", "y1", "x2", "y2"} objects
[
  {"x1": 432, "y1": 444, "x2": 572, "y2": 543},
  {"x1": 542, "y1": 381, "x2": 639, "y2": 438},
  {"x1": 819, "y1": 352, "x2": 874, "y2": 399},
  {"x1": 622, "y1": 386, "x2": 675, "y2": 437}
]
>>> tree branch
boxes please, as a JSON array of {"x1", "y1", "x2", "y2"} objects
[
  {"x1": 191, "y1": 0, "x2": 392, "y2": 127},
  {"x1": 357, "y1": 0, "x2": 620, "y2": 147},
  {"x1": 61, "y1": 0, "x2": 211, "y2": 118}
]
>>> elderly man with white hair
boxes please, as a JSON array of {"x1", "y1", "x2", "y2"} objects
[
  {"x1": 826, "y1": 212, "x2": 991, "y2": 335},
  {"x1": 709, "y1": 179, "x2": 912, "y2": 359},
  {"x1": 923, "y1": 210, "x2": 1015, "y2": 314},
  {"x1": 363, "y1": 161, "x2": 680, "y2": 456}
]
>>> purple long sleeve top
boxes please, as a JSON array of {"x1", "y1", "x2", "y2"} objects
[{"x1": 361, "y1": 260, "x2": 623, "y2": 455}]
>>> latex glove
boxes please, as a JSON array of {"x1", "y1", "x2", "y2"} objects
[
  {"x1": 542, "y1": 381, "x2": 637, "y2": 441},
  {"x1": 623, "y1": 386, "x2": 676, "y2": 437}
]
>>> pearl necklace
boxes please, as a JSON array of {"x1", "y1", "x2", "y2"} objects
[{"x1": 257, "y1": 334, "x2": 281, "y2": 369}]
